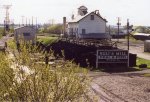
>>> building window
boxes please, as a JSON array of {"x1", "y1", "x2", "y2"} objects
[
  {"x1": 82, "y1": 29, "x2": 86, "y2": 34},
  {"x1": 91, "y1": 15, "x2": 94, "y2": 20},
  {"x1": 23, "y1": 33, "x2": 30, "y2": 36}
]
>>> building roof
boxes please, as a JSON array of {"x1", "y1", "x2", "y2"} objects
[
  {"x1": 134, "y1": 33, "x2": 150, "y2": 36},
  {"x1": 68, "y1": 11, "x2": 107, "y2": 24},
  {"x1": 14, "y1": 26, "x2": 36, "y2": 30}
]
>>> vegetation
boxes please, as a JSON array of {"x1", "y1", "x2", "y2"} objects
[
  {"x1": 0, "y1": 41, "x2": 91, "y2": 101},
  {"x1": 143, "y1": 73, "x2": 150, "y2": 77},
  {"x1": 0, "y1": 28, "x2": 4, "y2": 38},
  {"x1": 0, "y1": 27, "x2": 14, "y2": 38},
  {"x1": 37, "y1": 36, "x2": 58, "y2": 45},
  {"x1": 133, "y1": 26, "x2": 150, "y2": 34},
  {"x1": 136, "y1": 57, "x2": 150, "y2": 68},
  {"x1": 0, "y1": 34, "x2": 2, "y2": 39},
  {"x1": 7, "y1": 39, "x2": 17, "y2": 50},
  {"x1": 38, "y1": 24, "x2": 63, "y2": 35}
]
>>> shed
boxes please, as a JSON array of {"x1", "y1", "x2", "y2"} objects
[
  {"x1": 144, "y1": 40, "x2": 150, "y2": 52},
  {"x1": 14, "y1": 26, "x2": 36, "y2": 44}
]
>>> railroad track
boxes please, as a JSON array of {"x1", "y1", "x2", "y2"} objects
[{"x1": 91, "y1": 82, "x2": 127, "y2": 102}]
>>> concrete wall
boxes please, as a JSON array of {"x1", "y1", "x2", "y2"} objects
[{"x1": 144, "y1": 40, "x2": 150, "y2": 52}]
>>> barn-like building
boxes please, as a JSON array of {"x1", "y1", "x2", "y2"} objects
[
  {"x1": 67, "y1": 6, "x2": 111, "y2": 39},
  {"x1": 14, "y1": 26, "x2": 37, "y2": 44}
]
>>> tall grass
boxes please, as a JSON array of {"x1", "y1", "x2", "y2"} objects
[{"x1": 0, "y1": 43, "x2": 91, "y2": 102}]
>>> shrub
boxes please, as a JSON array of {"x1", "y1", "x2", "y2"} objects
[{"x1": 0, "y1": 44, "x2": 91, "y2": 102}]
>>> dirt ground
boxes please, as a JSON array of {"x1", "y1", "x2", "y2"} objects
[
  {"x1": 89, "y1": 69, "x2": 150, "y2": 102},
  {"x1": 115, "y1": 39, "x2": 150, "y2": 60},
  {"x1": 89, "y1": 39, "x2": 150, "y2": 102}
]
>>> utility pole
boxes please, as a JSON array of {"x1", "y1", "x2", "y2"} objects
[
  {"x1": 36, "y1": 17, "x2": 38, "y2": 29},
  {"x1": 117, "y1": 17, "x2": 121, "y2": 42},
  {"x1": 109, "y1": 25, "x2": 111, "y2": 35},
  {"x1": 127, "y1": 19, "x2": 130, "y2": 51},
  {"x1": 3, "y1": 20, "x2": 6, "y2": 36},
  {"x1": 29, "y1": 19, "x2": 30, "y2": 26},
  {"x1": 3, "y1": 5, "x2": 12, "y2": 33},
  {"x1": 32, "y1": 16, "x2": 34, "y2": 27},
  {"x1": 21, "y1": 16, "x2": 24, "y2": 26},
  {"x1": 26, "y1": 17, "x2": 28, "y2": 26}
]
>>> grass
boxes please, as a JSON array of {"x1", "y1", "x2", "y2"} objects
[
  {"x1": 0, "y1": 33, "x2": 2, "y2": 39},
  {"x1": 37, "y1": 33, "x2": 60, "y2": 37},
  {"x1": 37, "y1": 36, "x2": 58, "y2": 45},
  {"x1": 143, "y1": 73, "x2": 150, "y2": 77},
  {"x1": 7, "y1": 38, "x2": 16, "y2": 49},
  {"x1": 136, "y1": 57, "x2": 150, "y2": 68}
]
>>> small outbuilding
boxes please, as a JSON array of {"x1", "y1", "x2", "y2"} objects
[
  {"x1": 14, "y1": 26, "x2": 37, "y2": 44},
  {"x1": 144, "y1": 40, "x2": 150, "y2": 52}
]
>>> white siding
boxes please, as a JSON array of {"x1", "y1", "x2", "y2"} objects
[
  {"x1": 78, "y1": 13, "x2": 106, "y2": 34},
  {"x1": 67, "y1": 23, "x2": 79, "y2": 36}
]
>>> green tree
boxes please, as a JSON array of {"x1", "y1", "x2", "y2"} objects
[
  {"x1": 134, "y1": 26, "x2": 150, "y2": 33},
  {"x1": 47, "y1": 24, "x2": 62, "y2": 34}
]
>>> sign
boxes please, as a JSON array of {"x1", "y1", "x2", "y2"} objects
[{"x1": 96, "y1": 50, "x2": 129, "y2": 68}]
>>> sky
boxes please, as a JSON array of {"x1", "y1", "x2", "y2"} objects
[{"x1": 0, "y1": 0, "x2": 150, "y2": 26}]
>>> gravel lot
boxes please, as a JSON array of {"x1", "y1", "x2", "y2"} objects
[
  {"x1": 88, "y1": 39, "x2": 150, "y2": 102},
  {"x1": 89, "y1": 69, "x2": 150, "y2": 102},
  {"x1": 116, "y1": 39, "x2": 150, "y2": 60}
]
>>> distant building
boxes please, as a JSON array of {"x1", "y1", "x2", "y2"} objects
[
  {"x1": 144, "y1": 40, "x2": 150, "y2": 52},
  {"x1": 134, "y1": 33, "x2": 150, "y2": 40},
  {"x1": 14, "y1": 26, "x2": 36, "y2": 44},
  {"x1": 67, "y1": 6, "x2": 111, "y2": 39}
]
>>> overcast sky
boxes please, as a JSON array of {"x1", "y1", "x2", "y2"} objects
[{"x1": 0, "y1": 0, "x2": 150, "y2": 26}]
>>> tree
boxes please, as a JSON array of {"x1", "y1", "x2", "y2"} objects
[
  {"x1": 38, "y1": 24, "x2": 63, "y2": 34},
  {"x1": 47, "y1": 24, "x2": 63, "y2": 34},
  {"x1": 134, "y1": 26, "x2": 150, "y2": 33}
]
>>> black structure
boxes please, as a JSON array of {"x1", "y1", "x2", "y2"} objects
[{"x1": 37, "y1": 39, "x2": 137, "y2": 71}]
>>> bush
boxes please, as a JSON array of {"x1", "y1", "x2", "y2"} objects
[
  {"x1": 0, "y1": 28, "x2": 4, "y2": 37},
  {"x1": 0, "y1": 44, "x2": 91, "y2": 102},
  {"x1": 39, "y1": 24, "x2": 63, "y2": 35}
]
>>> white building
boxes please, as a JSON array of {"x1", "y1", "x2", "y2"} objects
[
  {"x1": 67, "y1": 6, "x2": 111, "y2": 39},
  {"x1": 14, "y1": 26, "x2": 37, "y2": 44}
]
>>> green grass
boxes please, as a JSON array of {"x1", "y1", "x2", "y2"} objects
[
  {"x1": 7, "y1": 39, "x2": 16, "y2": 49},
  {"x1": 143, "y1": 73, "x2": 150, "y2": 77},
  {"x1": 37, "y1": 36, "x2": 58, "y2": 45},
  {"x1": 0, "y1": 34, "x2": 2, "y2": 39},
  {"x1": 136, "y1": 57, "x2": 150, "y2": 68}
]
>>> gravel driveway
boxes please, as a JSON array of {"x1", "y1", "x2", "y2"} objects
[{"x1": 89, "y1": 69, "x2": 150, "y2": 102}]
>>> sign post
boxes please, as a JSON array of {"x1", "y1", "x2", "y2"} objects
[{"x1": 96, "y1": 50, "x2": 129, "y2": 68}]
